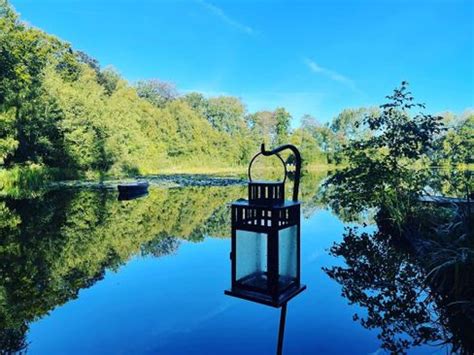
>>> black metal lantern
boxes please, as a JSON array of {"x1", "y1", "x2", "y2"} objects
[{"x1": 225, "y1": 144, "x2": 306, "y2": 308}]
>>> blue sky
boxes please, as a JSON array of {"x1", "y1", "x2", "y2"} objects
[{"x1": 11, "y1": 0, "x2": 474, "y2": 125}]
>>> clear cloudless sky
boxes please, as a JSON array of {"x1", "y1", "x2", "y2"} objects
[{"x1": 10, "y1": 0, "x2": 474, "y2": 125}]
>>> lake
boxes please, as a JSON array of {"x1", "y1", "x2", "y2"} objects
[{"x1": 0, "y1": 175, "x2": 463, "y2": 354}]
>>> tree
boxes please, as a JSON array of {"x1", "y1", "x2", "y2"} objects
[
  {"x1": 438, "y1": 112, "x2": 473, "y2": 166},
  {"x1": 330, "y1": 108, "x2": 372, "y2": 141},
  {"x1": 76, "y1": 50, "x2": 100, "y2": 74},
  {"x1": 325, "y1": 82, "x2": 444, "y2": 219},
  {"x1": 204, "y1": 96, "x2": 247, "y2": 134},
  {"x1": 300, "y1": 114, "x2": 319, "y2": 130},
  {"x1": 246, "y1": 110, "x2": 276, "y2": 145},
  {"x1": 95, "y1": 67, "x2": 120, "y2": 96},
  {"x1": 366, "y1": 82, "x2": 442, "y2": 170},
  {"x1": 0, "y1": 110, "x2": 17, "y2": 164},
  {"x1": 290, "y1": 114, "x2": 328, "y2": 166},
  {"x1": 135, "y1": 79, "x2": 178, "y2": 108},
  {"x1": 274, "y1": 107, "x2": 291, "y2": 145},
  {"x1": 182, "y1": 92, "x2": 208, "y2": 115},
  {"x1": 290, "y1": 127, "x2": 325, "y2": 167},
  {"x1": 0, "y1": 1, "x2": 67, "y2": 167}
]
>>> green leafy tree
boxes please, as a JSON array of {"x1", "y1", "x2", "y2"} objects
[
  {"x1": 135, "y1": 79, "x2": 178, "y2": 108},
  {"x1": 43, "y1": 65, "x2": 113, "y2": 175},
  {"x1": 274, "y1": 107, "x2": 291, "y2": 145},
  {"x1": 204, "y1": 96, "x2": 247, "y2": 134},
  {"x1": 246, "y1": 110, "x2": 276, "y2": 145},
  {"x1": 325, "y1": 82, "x2": 443, "y2": 220},
  {"x1": 97, "y1": 67, "x2": 121, "y2": 96},
  {"x1": 438, "y1": 112, "x2": 473, "y2": 166},
  {"x1": 182, "y1": 92, "x2": 208, "y2": 116},
  {"x1": 290, "y1": 115, "x2": 326, "y2": 166},
  {"x1": 0, "y1": 110, "x2": 17, "y2": 164},
  {"x1": 0, "y1": 1, "x2": 70, "y2": 167},
  {"x1": 329, "y1": 108, "x2": 377, "y2": 162},
  {"x1": 330, "y1": 108, "x2": 372, "y2": 141}
]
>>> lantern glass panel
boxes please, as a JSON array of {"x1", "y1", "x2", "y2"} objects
[
  {"x1": 236, "y1": 230, "x2": 268, "y2": 291},
  {"x1": 278, "y1": 225, "x2": 297, "y2": 289}
]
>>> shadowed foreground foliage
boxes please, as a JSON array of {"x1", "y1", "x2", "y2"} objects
[{"x1": 323, "y1": 84, "x2": 473, "y2": 354}]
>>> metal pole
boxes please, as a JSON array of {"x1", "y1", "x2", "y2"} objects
[{"x1": 277, "y1": 302, "x2": 287, "y2": 355}]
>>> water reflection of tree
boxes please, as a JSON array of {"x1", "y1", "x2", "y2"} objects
[
  {"x1": 325, "y1": 228, "x2": 441, "y2": 353},
  {"x1": 141, "y1": 236, "x2": 181, "y2": 258},
  {"x1": 324, "y1": 226, "x2": 474, "y2": 354},
  {"x1": 0, "y1": 169, "x2": 344, "y2": 353},
  {"x1": 290, "y1": 169, "x2": 329, "y2": 218},
  {"x1": 0, "y1": 185, "x2": 243, "y2": 353},
  {"x1": 321, "y1": 166, "x2": 474, "y2": 353},
  {"x1": 426, "y1": 167, "x2": 472, "y2": 199}
]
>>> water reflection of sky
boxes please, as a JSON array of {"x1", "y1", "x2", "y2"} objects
[{"x1": 26, "y1": 207, "x2": 444, "y2": 354}]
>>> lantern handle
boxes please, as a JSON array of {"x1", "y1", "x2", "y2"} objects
[
  {"x1": 248, "y1": 152, "x2": 287, "y2": 185},
  {"x1": 260, "y1": 143, "x2": 301, "y2": 202}
]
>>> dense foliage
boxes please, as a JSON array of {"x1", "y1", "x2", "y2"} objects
[
  {"x1": 322, "y1": 83, "x2": 473, "y2": 354},
  {"x1": 1, "y1": 1, "x2": 471, "y2": 188},
  {"x1": 324, "y1": 82, "x2": 473, "y2": 223},
  {"x1": 0, "y1": 1, "x2": 314, "y2": 183}
]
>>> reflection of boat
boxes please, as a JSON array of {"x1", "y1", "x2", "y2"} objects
[{"x1": 117, "y1": 181, "x2": 149, "y2": 201}]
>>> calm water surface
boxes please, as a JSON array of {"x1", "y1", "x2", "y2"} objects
[{"x1": 0, "y1": 178, "x2": 451, "y2": 354}]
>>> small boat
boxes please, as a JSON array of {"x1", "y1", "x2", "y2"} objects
[
  {"x1": 118, "y1": 180, "x2": 149, "y2": 193},
  {"x1": 117, "y1": 181, "x2": 149, "y2": 200}
]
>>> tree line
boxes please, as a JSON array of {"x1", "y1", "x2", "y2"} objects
[{"x1": 0, "y1": 1, "x2": 472, "y2": 184}]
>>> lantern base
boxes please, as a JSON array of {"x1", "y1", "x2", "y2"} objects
[{"x1": 225, "y1": 284, "x2": 306, "y2": 308}]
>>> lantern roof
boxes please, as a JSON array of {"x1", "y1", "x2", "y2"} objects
[
  {"x1": 232, "y1": 199, "x2": 300, "y2": 208},
  {"x1": 249, "y1": 180, "x2": 284, "y2": 185}
]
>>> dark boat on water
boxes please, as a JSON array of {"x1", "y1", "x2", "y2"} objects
[{"x1": 117, "y1": 181, "x2": 149, "y2": 200}]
